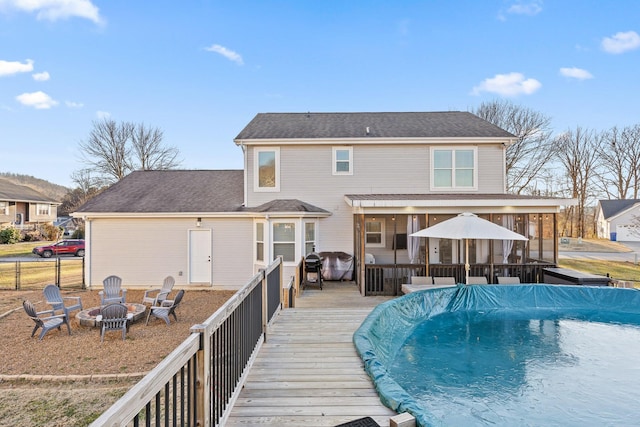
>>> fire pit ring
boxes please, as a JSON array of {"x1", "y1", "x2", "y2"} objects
[{"x1": 76, "y1": 303, "x2": 147, "y2": 327}]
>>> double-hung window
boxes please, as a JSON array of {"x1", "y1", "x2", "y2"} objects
[
  {"x1": 431, "y1": 147, "x2": 477, "y2": 190},
  {"x1": 304, "y1": 222, "x2": 316, "y2": 255},
  {"x1": 365, "y1": 219, "x2": 385, "y2": 247},
  {"x1": 255, "y1": 222, "x2": 265, "y2": 262},
  {"x1": 273, "y1": 222, "x2": 295, "y2": 262},
  {"x1": 0, "y1": 202, "x2": 7, "y2": 215},
  {"x1": 255, "y1": 148, "x2": 280, "y2": 192},
  {"x1": 333, "y1": 147, "x2": 353, "y2": 175}
]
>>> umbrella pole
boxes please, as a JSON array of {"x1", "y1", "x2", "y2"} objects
[{"x1": 465, "y1": 239, "x2": 470, "y2": 285}]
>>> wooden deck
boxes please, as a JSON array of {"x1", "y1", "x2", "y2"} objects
[{"x1": 226, "y1": 281, "x2": 396, "y2": 426}]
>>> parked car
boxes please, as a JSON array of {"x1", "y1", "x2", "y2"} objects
[{"x1": 33, "y1": 239, "x2": 85, "y2": 258}]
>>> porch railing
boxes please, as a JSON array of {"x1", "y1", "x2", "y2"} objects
[
  {"x1": 89, "y1": 257, "x2": 283, "y2": 427},
  {"x1": 364, "y1": 261, "x2": 556, "y2": 296}
]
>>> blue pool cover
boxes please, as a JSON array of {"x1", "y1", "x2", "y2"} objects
[{"x1": 353, "y1": 284, "x2": 640, "y2": 426}]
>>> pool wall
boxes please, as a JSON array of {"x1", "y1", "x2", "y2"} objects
[{"x1": 353, "y1": 284, "x2": 640, "y2": 426}]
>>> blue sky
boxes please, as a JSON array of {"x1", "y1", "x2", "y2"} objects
[{"x1": 1, "y1": 0, "x2": 639, "y2": 188}]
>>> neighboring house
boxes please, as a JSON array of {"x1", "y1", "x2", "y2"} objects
[
  {"x1": 0, "y1": 179, "x2": 60, "y2": 228},
  {"x1": 595, "y1": 199, "x2": 640, "y2": 241},
  {"x1": 73, "y1": 112, "x2": 574, "y2": 292}
]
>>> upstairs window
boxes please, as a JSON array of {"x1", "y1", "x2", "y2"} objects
[
  {"x1": 36, "y1": 203, "x2": 50, "y2": 216},
  {"x1": 333, "y1": 147, "x2": 353, "y2": 175},
  {"x1": 255, "y1": 148, "x2": 280, "y2": 192},
  {"x1": 432, "y1": 148, "x2": 477, "y2": 190}
]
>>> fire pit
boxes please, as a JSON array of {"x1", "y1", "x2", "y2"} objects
[{"x1": 76, "y1": 303, "x2": 147, "y2": 327}]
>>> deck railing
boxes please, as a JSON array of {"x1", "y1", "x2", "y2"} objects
[
  {"x1": 364, "y1": 261, "x2": 556, "y2": 295},
  {"x1": 89, "y1": 257, "x2": 283, "y2": 427}
]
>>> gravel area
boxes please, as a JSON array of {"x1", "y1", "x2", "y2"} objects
[{"x1": 0, "y1": 288, "x2": 235, "y2": 377}]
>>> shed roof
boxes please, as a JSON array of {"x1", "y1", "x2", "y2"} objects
[{"x1": 234, "y1": 111, "x2": 516, "y2": 141}]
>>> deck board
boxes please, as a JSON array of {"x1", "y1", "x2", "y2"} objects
[{"x1": 225, "y1": 281, "x2": 396, "y2": 426}]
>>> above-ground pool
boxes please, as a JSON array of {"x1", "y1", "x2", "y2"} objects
[{"x1": 354, "y1": 285, "x2": 640, "y2": 427}]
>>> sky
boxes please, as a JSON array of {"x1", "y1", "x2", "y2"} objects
[{"x1": 1, "y1": 0, "x2": 639, "y2": 188}]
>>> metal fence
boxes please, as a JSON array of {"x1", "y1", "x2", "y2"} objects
[
  {"x1": 89, "y1": 257, "x2": 283, "y2": 427},
  {"x1": 0, "y1": 258, "x2": 85, "y2": 290}
]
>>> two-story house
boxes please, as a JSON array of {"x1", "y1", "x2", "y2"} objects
[
  {"x1": 73, "y1": 112, "x2": 573, "y2": 293},
  {"x1": 0, "y1": 179, "x2": 60, "y2": 228}
]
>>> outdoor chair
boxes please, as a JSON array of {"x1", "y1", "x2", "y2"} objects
[
  {"x1": 43, "y1": 284, "x2": 83, "y2": 319},
  {"x1": 98, "y1": 303, "x2": 131, "y2": 342},
  {"x1": 146, "y1": 290, "x2": 184, "y2": 326},
  {"x1": 497, "y1": 276, "x2": 521, "y2": 284},
  {"x1": 100, "y1": 275, "x2": 127, "y2": 305},
  {"x1": 411, "y1": 276, "x2": 433, "y2": 285},
  {"x1": 433, "y1": 277, "x2": 456, "y2": 286},
  {"x1": 23, "y1": 300, "x2": 71, "y2": 341},
  {"x1": 142, "y1": 275, "x2": 175, "y2": 306},
  {"x1": 467, "y1": 276, "x2": 489, "y2": 285}
]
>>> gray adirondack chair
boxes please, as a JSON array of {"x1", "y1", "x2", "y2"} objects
[
  {"x1": 142, "y1": 276, "x2": 175, "y2": 306},
  {"x1": 146, "y1": 290, "x2": 184, "y2": 325},
  {"x1": 100, "y1": 275, "x2": 126, "y2": 305},
  {"x1": 23, "y1": 300, "x2": 71, "y2": 340},
  {"x1": 43, "y1": 284, "x2": 83, "y2": 319},
  {"x1": 98, "y1": 303, "x2": 130, "y2": 342}
]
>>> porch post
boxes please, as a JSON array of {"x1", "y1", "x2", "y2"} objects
[{"x1": 357, "y1": 213, "x2": 365, "y2": 295}]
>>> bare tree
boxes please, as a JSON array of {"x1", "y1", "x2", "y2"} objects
[
  {"x1": 58, "y1": 169, "x2": 107, "y2": 215},
  {"x1": 555, "y1": 127, "x2": 601, "y2": 238},
  {"x1": 79, "y1": 119, "x2": 134, "y2": 183},
  {"x1": 78, "y1": 119, "x2": 181, "y2": 184},
  {"x1": 130, "y1": 123, "x2": 180, "y2": 170},
  {"x1": 472, "y1": 100, "x2": 557, "y2": 195},
  {"x1": 593, "y1": 125, "x2": 640, "y2": 199}
]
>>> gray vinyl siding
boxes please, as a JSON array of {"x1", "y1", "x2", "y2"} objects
[
  {"x1": 245, "y1": 143, "x2": 506, "y2": 253},
  {"x1": 85, "y1": 217, "x2": 254, "y2": 290}
]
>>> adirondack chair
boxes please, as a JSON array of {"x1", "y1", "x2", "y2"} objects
[
  {"x1": 43, "y1": 284, "x2": 83, "y2": 319},
  {"x1": 146, "y1": 290, "x2": 184, "y2": 325},
  {"x1": 98, "y1": 303, "x2": 131, "y2": 342},
  {"x1": 23, "y1": 300, "x2": 71, "y2": 340},
  {"x1": 99, "y1": 275, "x2": 126, "y2": 305},
  {"x1": 142, "y1": 276, "x2": 175, "y2": 306}
]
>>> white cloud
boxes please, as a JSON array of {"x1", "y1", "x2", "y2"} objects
[
  {"x1": 0, "y1": 0, "x2": 103, "y2": 24},
  {"x1": 205, "y1": 44, "x2": 244, "y2": 65},
  {"x1": 507, "y1": 2, "x2": 543, "y2": 16},
  {"x1": 0, "y1": 59, "x2": 34, "y2": 77},
  {"x1": 15, "y1": 91, "x2": 58, "y2": 109},
  {"x1": 559, "y1": 67, "x2": 593, "y2": 80},
  {"x1": 65, "y1": 100, "x2": 83, "y2": 108},
  {"x1": 601, "y1": 31, "x2": 640, "y2": 54},
  {"x1": 32, "y1": 71, "x2": 50, "y2": 81},
  {"x1": 96, "y1": 110, "x2": 110, "y2": 119},
  {"x1": 471, "y1": 72, "x2": 541, "y2": 96}
]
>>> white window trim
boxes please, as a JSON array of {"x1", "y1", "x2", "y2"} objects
[
  {"x1": 430, "y1": 146, "x2": 478, "y2": 191},
  {"x1": 332, "y1": 146, "x2": 353, "y2": 175},
  {"x1": 254, "y1": 220, "x2": 266, "y2": 263},
  {"x1": 365, "y1": 218, "x2": 385, "y2": 248},
  {"x1": 36, "y1": 203, "x2": 51, "y2": 216},
  {"x1": 254, "y1": 147, "x2": 280, "y2": 192},
  {"x1": 272, "y1": 221, "x2": 296, "y2": 263},
  {"x1": 0, "y1": 202, "x2": 7, "y2": 215},
  {"x1": 303, "y1": 220, "x2": 318, "y2": 255}
]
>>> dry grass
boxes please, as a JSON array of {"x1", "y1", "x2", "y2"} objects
[{"x1": 0, "y1": 287, "x2": 235, "y2": 426}]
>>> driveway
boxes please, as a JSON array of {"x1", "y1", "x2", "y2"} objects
[{"x1": 560, "y1": 241, "x2": 640, "y2": 263}]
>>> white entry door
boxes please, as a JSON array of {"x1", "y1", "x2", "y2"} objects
[{"x1": 189, "y1": 229, "x2": 212, "y2": 284}]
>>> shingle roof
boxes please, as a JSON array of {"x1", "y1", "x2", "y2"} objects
[
  {"x1": 599, "y1": 199, "x2": 640, "y2": 219},
  {"x1": 75, "y1": 170, "x2": 244, "y2": 213},
  {"x1": 246, "y1": 199, "x2": 329, "y2": 214},
  {"x1": 0, "y1": 179, "x2": 59, "y2": 203},
  {"x1": 234, "y1": 112, "x2": 516, "y2": 140}
]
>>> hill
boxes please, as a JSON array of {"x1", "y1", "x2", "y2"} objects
[{"x1": 0, "y1": 172, "x2": 69, "y2": 201}]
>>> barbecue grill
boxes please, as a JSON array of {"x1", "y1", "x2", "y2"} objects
[{"x1": 303, "y1": 252, "x2": 323, "y2": 290}]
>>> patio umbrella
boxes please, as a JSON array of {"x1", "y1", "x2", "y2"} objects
[{"x1": 410, "y1": 212, "x2": 528, "y2": 284}]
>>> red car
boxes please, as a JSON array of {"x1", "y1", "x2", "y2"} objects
[{"x1": 33, "y1": 239, "x2": 85, "y2": 258}]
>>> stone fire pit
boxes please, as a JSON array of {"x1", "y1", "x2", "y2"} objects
[{"x1": 76, "y1": 303, "x2": 147, "y2": 327}]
